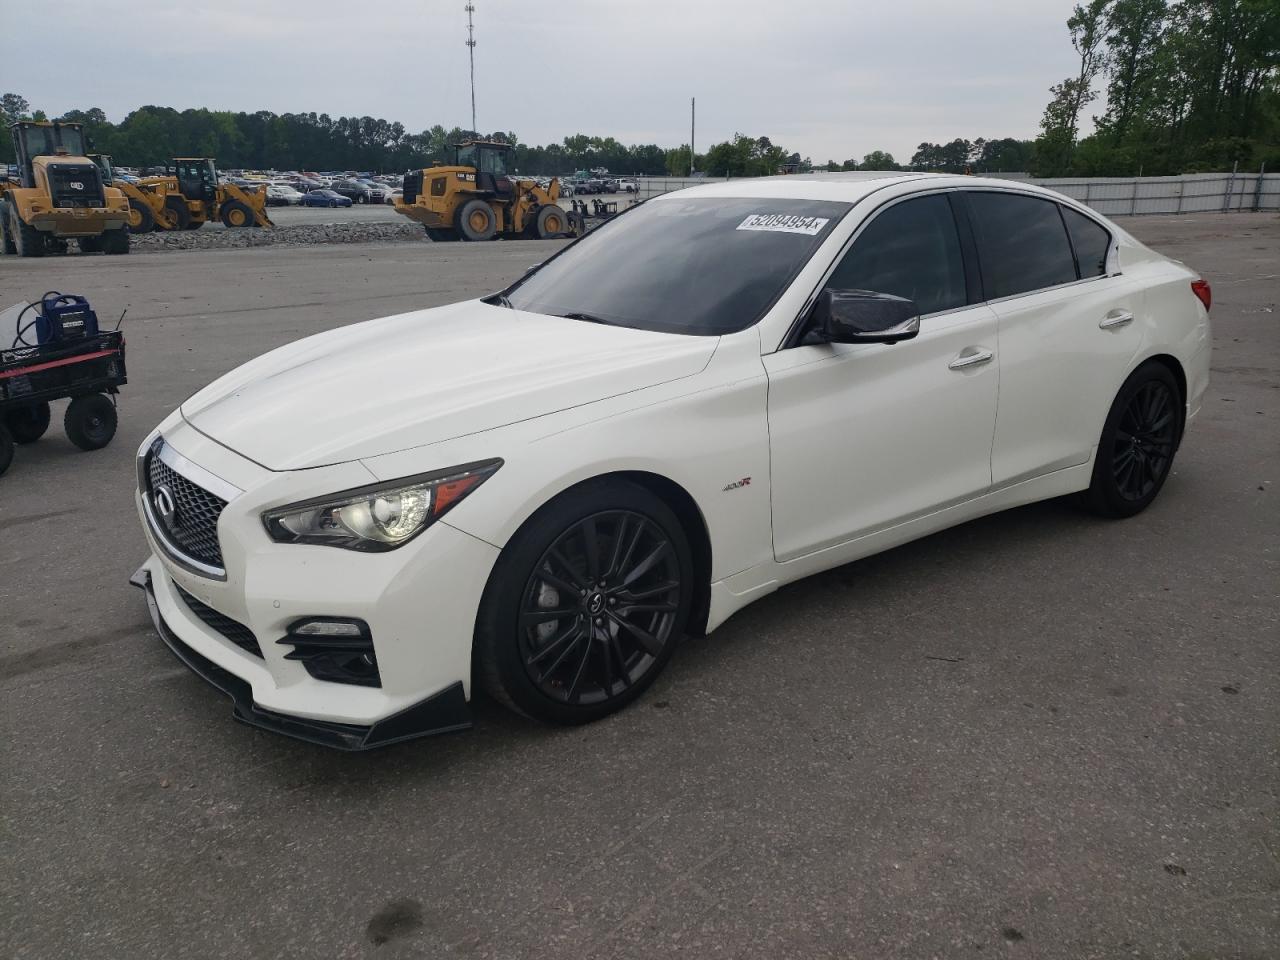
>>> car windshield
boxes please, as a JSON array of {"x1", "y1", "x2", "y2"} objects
[{"x1": 502, "y1": 197, "x2": 849, "y2": 335}]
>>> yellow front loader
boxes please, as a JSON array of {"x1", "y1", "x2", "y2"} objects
[
  {"x1": 97, "y1": 157, "x2": 272, "y2": 233},
  {"x1": 395, "y1": 140, "x2": 576, "y2": 241},
  {"x1": 0, "y1": 121, "x2": 129, "y2": 256}
]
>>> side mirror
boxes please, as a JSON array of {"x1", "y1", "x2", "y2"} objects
[{"x1": 810, "y1": 289, "x2": 920, "y2": 345}]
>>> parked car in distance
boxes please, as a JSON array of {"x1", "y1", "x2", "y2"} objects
[
  {"x1": 615, "y1": 179, "x2": 637, "y2": 193},
  {"x1": 357, "y1": 179, "x2": 389, "y2": 203},
  {"x1": 330, "y1": 179, "x2": 374, "y2": 203},
  {"x1": 299, "y1": 188, "x2": 353, "y2": 208},
  {"x1": 266, "y1": 185, "x2": 305, "y2": 206},
  {"x1": 131, "y1": 173, "x2": 1211, "y2": 750},
  {"x1": 384, "y1": 188, "x2": 403, "y2": 205}
]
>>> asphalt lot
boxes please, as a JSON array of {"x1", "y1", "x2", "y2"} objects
[{"x1": 1, "y1": 214, "x2": 1277, "y2": 960}]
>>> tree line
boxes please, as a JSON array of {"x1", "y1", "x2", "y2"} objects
[
  {"x1": 1034, "y1": 0, "x2": 1280, "y2": 176},
  {"x1": 0, "y1": 94, "x2": 905, "y2": 179}
]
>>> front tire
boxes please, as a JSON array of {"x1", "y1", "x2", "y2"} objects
[
  {"x1": 64, "y1": 394, "x2": 118, "y2": 451},
  {"x1": 534, "y1": 204, "x2": 568, "y2": 239},
  {"x1": 1081, "y1": 361, "x2": 1182, "y2": 518},
  {"x1": 127, "y1": 199, "x2": 155, "y2": 233},
  {"x1": 475, "y1": 480, "x2": 693, "y2": 724},
  {"x1": 220, "y1": 201, "x2": 253, "y2": 227}
]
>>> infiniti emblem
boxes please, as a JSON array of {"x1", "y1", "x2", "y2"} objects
[
  {"x1": 154, "y1": 484, "x2": 177, "y2": 528},
  {"x1": 586, "y1": 592, "x2": 605, "y2": 615}
]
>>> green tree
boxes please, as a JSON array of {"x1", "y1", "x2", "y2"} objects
[{"x1": 1033, "y1": 0, "x2": 1110, "y2": 176}]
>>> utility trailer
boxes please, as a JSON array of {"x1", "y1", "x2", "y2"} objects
[{"x1": 0, "y1": 296, "x2": 127, "y2": 477}]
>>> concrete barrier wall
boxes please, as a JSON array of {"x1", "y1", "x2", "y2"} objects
[{"x1": 634, "y1": 172, "x2": 1280, "y2": 216}]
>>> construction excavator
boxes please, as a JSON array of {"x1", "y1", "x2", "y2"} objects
[
  {"x1": 97, "y1": 156, "x2": 272, "y2": 233},
  {"x1": 0, "y1": 121, "x2": 130, "y2": 256},
  {"x1": 395, "y1": 140, "x2": 577, "y2": 241}
]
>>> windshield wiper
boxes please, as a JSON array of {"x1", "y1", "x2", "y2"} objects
[
  {"x1": 483, "y1": 293, "x2": 514, "y2": 308},
  {"x1": 557, "y1": 311, "x2": 614, "y2": 326}
]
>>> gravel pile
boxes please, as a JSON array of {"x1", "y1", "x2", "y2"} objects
[{"x1": 128, "y1": 221, "x2": 425, "y2": 253}]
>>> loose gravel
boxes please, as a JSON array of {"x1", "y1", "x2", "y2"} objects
[{"x1": 127, "y1": 220, "x2": 426, "y2": 253}]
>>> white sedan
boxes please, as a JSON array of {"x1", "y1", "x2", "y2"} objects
[{"x1": 132, "y1": 173, "x2": 1211, "y2": 749}]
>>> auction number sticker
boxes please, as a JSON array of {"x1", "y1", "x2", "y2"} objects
[{"x1": 736, "y1": 213, "x2": 830, "y2": 236}]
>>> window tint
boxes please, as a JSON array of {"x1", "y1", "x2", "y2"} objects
[
  {"x1": 826, "y1": 194, "x2": 966, "y2": 316},
  {"x1": 478, "y1": 150, "x2": 507, "y2": 176},
  {"x1": 966, "y1": 192, "x2": 1078, "y2": 299},
  {"x1": 1061, "y1": 205, "x2": 1111, "y2": 278},
  {"x1": 504, "y1": 197, "x2": 849, "y2": 335}
]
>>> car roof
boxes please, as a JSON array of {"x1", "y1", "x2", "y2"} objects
[{"x1": 658, "y1": 172, "x2": 1072, "y2": 206}]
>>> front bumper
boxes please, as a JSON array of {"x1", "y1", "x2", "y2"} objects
[
  {"x1": 131, "y1": 566, "x2": 471, "y2": 750},
  {"x1": 131, "y1": 418, "x2": 502, "y2": 749}
]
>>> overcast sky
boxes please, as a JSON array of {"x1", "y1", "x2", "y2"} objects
[{"x1": 1, "y1": 0, "x2": 1087, "y2": 163}]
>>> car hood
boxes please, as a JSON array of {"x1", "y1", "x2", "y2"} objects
[{"x1": 181, "y1": 300, "x2": 718, "y2": 470}]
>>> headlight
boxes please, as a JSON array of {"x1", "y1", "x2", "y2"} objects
[{"x1": 262, "y1": 459, "x2": 501, "y2": 552}]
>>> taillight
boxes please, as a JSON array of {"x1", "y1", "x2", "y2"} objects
[{"x1": 1191, "y1": 279, "x2": 1211, "y2": 312}]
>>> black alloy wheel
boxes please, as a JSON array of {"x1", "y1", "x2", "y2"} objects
[
  {"x1": 476, "y1": 480, "x2": 693, "y2": 724},
  {"x1": 1113, "y1": 380, "x2": 1178, "y2": 502},
  {"x1": 519, "y1": 510, "x2": 682, "y2": 707},
  {"x1": 1082, "y1": 361, "x2": 1182, "y2": 518}
]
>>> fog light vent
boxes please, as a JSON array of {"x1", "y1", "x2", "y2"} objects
[{"x1": 278, "y1": 618, "x2": 381, "y2": 687}]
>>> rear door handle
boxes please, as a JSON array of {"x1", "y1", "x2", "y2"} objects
[
  {"x1": 948, "y1": 348, "x2": 994, "y2": 370},
  {"x1": 1099, "y1": 310, "x2": 1135, "y2": 329}
]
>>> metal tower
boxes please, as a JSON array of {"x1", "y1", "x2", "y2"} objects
[{"x1": 465, "y1": 3, "x2": 477, "y2": 135}]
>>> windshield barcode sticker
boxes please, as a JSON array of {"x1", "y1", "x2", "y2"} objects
[{"x1": 736, "y1": 214, "x2": 830, "y2": 236}]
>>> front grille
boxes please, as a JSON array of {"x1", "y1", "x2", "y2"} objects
[
  {"x1": 173, "y1": 582, "x2": 263, "y2": 658},
  {"x1": 147, "y1": 454, "x2": 227, "y2": 568},
  {"x1": 47, "y1": 163, "x2": 105, "y2": 208}
]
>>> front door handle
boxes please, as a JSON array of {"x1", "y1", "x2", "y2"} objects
[
  {"x1": 1099, "y1": 310, "x2": 1135, "y2": 329},
  {"x1": 948, "y1": 348, "x2": 994, "y2": 370}
]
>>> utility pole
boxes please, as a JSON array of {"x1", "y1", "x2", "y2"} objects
[
  {"x1": 690, "y1": 97, "x2": 695, "y2": 177},
  {"x1": 465, "y1": 3, "x2": 477, "y2": 135}
]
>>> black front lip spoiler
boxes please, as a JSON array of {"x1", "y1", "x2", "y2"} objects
[{"x1": 130, "y1": 566, "x2": 471, "y2": 751}]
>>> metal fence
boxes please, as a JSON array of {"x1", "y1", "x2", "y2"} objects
[{"x1": 633, "y1": 170, "x2": 1280, "y2": 216}]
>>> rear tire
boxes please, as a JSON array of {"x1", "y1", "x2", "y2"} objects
[
  {"x1": 101, "y1": 228, "x2": 130, "y2": 255},
  {"x1": 64, "y1": 394, "x2": 118, "y2": 451},
  {"x1": 0, "y1": 424, "x2": 13, "y2": 477},
  {"x1": 475, "y1": 479, "x2": 693, "y2": 725},
  {"x1": 535, "y1": 204, "x2": 569, "y2": 239},
  {"x1": 164, "y1": 198, "x2": 192, "y2": 231},
  {"x1": 0, "y1": 201, "x2": 14, "y2": 254},
  {"x1": 220, "y1": 201, "x2": 253, "y2": 228},
  {"x1": 456, "y1": 198, "x2": 497, "y2": 241},
  {"x1": 4, "y1": 402, "x2": 49, "y2": 444},
  {"x1": 11, "y1": 206, "x2": 43, "y2": 257},
  {"x1": 127, "y1": 199, "x2": 155, "y2": 233},
  {"x1": 1080, "y1": 361, "x2": 1182, "y2": 518}
]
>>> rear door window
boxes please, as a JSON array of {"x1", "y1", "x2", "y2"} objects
[
  {"x1": 1061, "y1": 206, "x2": 1112, "y2": 278},
  {"x1": 966, "y1": 192, "x2": 1078, "y2": 299}
]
